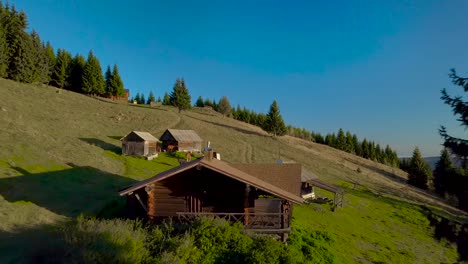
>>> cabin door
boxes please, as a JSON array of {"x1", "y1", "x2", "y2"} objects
[{"x1": 185, "y1": 195, "x2": 202, "y2": 213}]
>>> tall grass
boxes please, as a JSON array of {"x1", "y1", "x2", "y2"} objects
[{"x1": 34, "y1": 216, "x2": 336, "y2": 264}]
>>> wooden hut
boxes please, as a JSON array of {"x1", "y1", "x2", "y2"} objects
[
  {"x1": 120, "y1": 131, "x2": 160, "y2": 157},
  {"x1": 118, "y1": 152, "x2": 303, "y2": 240},
  {"x1": 159, "y1": 129, "x2": 203, "y2": 152}
]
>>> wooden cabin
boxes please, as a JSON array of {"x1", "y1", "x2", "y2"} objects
[
  {"x1": 159, "y1": 129, "x2": 203, "y2": 152},
  {"x1": 120, "y1": 131, "x2": 160, "y2": 157},
  {"x1": 118, "y1": 153, "x2": 303, "y2": 239}
]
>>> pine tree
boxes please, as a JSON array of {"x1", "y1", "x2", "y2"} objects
[
  {"x1": 157, "y1": 96, "x2": 162, "y2": 103},
  {"x1": 195, "y1": 96, "x2": 204, "y2": 107},
  {"x1": 147, "y1": 91, "x2": 156, "y2": 104},
  {"x1": 361, "y1": 139, "x2": 370, "y2": 159},
  {"x1": 111, "y1": 64, "x2": 125, "y2": 96},
  {"x1": 218, "y1": 96, "x2": 231, "y2": 117},
  {"x1": 51, "y1": 49, "x2": 72, "y2": 88},
  {"x1": 43, "y1": 41, "x2": 55, "y2": 83},
  {"x1": 134, "y1": 93, "x2": 141, "y2": 104},
  {"x1": 0, "y1": 8, "x2": 8, "y2": 78},
  {"x1": 440, "y1": 69, "x2": 468, "y2": 168},
  {"x1": 204, "y1": 98, "x2": 212, "y2": 107},
  {"x1": 82, "y1": 50, "x2": 105, "y2": 95},
  {"x1": 433, "y1": 148, "x2": 454, "y2": 196},
  {"x1": 68, "y1": 54, "x2": 85, "y2": 92},
  {"x1": 104, "y1": 65, "x2": 112, "y2": 96},
  {"x1": 162, "y1": 92, "x2": 170, "y2": 105},
  {"x1": 439, "y1": 69, "x2": 468, "y2": 210},
  {"x1": 265, "y1": 100, "x2": 287, "y2": 136},
  {"x1": 407, "y1": 147, "x2": 432, "y2": 190},
  {"x1": 353, "y1": 135, "x2": 362, "y2": 156},
  {"x1": 169, "y1": 78, "x2": 191, "y2": 113},
  {"x1": 139, "y1": 93, "x2": 146, "y2": 105},
  {"x1": 29, "y1": 30, "x2": 48, "y2": 83}
]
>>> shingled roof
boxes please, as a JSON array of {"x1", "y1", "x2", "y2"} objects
[
  {"x1": 232, "y1": 163, "x2": 302, "y2": 197},
  {"x1": 165, "y1": 129, "x2": 203, "y2": 143},
  {"x1": 120, "y1": 131, "x2": 160, "y2": 142},
  {"x1": 119, "y1": 158, "x2": 303, "y2": 204}
]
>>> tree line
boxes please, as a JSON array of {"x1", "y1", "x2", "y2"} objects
[
  {"x1": 397, "y1": 69, "x2": 468, "y2": 211},
  {"x1": 0, "y1": 2, "x2": 125, "y2": 97}
]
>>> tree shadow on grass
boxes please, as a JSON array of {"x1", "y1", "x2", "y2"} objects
[
  {"x1": 79, "y1": 138, "x2": 121, "y2": 155},
  {"x1": 0, "y1": 163, "x2": 136, "y2": 218}
]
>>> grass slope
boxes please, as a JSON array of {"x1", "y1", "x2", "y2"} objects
[{"x1": 0, "y1": 78, "x2": 466, "y2": 263}]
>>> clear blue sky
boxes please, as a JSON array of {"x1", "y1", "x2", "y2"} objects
[{"x1": 13, "y1": 0, "x2": 468, "y2": 157}]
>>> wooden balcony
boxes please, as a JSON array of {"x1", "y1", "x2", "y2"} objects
[{"x1": 176, "y1": 212, "x2": 291, "y2": 234}]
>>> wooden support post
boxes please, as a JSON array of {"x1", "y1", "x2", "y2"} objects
[{"x1": 244, "y1": 184, "x2": 250, "y2": 225}]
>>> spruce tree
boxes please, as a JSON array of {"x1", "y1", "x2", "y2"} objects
[
  {"x1": 217, "y1": 96, "x2": 231, "y2": 117},
  {"x1": 407, "y1": 147, "x2": 432, "y2": 190},
  {"x1": 68, "y1": 54, "x2": 86, "y2": 92},
  {"x1": 51, "y1": 49, "x2": 72, "y2": 88},
  {"x1": 195, "y1": 96, "x2": 204, "y2": 107},
  {"x1": 162, "y1": 92, "x2": 170, "y2": 105},
  {"x1": 104, "y1": 65, "x2": 112, "y2": 96},
  {"x1": 169, "y1": 78, "x2": 191, "y2": 113},
  {"x1": 134, "y1": 93, "x2": 141, "y2": 104},
  {"x1": 147, "y1": 91, "x2": 156, "y2": 104},
  {"x1": 82, "y1": 50, "x2": 105, "y2": 95},
  {"x1": 29, "y1": 30, "x2": 48, "y2": 83},
  {"x1": 433, "y1": 148, "x2": 454, "y2": 196},
  {"x1": 110, "y1": 64, "x2": 125, "y2": 96},
  {"x1": 265, "y1": 100, "x2": 287, "y2": 136},
  {"x1": 0, "y1": 17, "x2": 7, "y2": 78},
  {"x1": 157, "y1": 96, "x2": 162, "y2": 103},
  {"x1": 43, "y1": 41, "x2": 55, "y2": 83},
  {"x1": 139, "y1": 93, "x2": 146, "y2": 105}
]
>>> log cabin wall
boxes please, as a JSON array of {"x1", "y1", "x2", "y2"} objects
[{"x1": 146, "y1": 167, "x2": 248, "y2": 217}]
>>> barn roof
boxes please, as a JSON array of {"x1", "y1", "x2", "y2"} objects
[
  {"x1": 119, "y1": 158, "x2": 303, "y2": 204},
  {"x1": 231, "y1": 163, "x2": 302, "y2": 197},
  {"x1": 120, "y1": 131, "x2": 160, "y2": 142},
  {"x1": 165, "y1": 129, "x2": 203, "y2": 143}
]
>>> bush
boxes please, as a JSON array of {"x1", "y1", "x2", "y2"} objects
[{"x1": 36, "y1": 216, "x2": 150, "y2": 263}]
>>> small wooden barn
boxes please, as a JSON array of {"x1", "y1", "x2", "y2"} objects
[
  {"x1": 159, "y1": 129, "x2": 203, "y2": 152},
  {"x1": 301, "y1": 169, "x2": 344, "y2": 211},
  {"x1": 118, "y1": 152, "x2": 303, "y2": 240},
  {"x1": 120, "y1": 131, "x2": 160, "y2": 157}
]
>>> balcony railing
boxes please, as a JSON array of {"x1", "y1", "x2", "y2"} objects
[{"x1": 176, "y1": 212, "x2": 289, "y2": 230}]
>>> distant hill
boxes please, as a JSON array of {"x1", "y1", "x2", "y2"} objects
[{"x1": 0, "y1": 78, "x2": 466, "y2": 263}]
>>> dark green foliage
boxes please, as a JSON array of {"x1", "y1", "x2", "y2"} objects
[
  {"x1": 195, "y1": 96, "x2": 204, "y2": 107},
  {"x1": 147, "y1": 91, "x2": 155, "y2": 104},
  {"x1": 407, "y1": 147, "x2": 432, "y2": 189},
  {"x1": 440, "y1": 69, "x2": 468, "y2": 168},
  {"x1": 51, "y1": 48, "x2": 72, "y2": 88},
  {"x1": 104, "y1": 65, "x2": 112, "y2": 95},
  {"x1": 265, "y1": 100, "x2": 287, "y2": 136},
  {"x1": 67, "y1": 54, "x2": 86, "y2": 92},
  {"x1": 139, "y1": 94, "x2": 146, "y2": 105},
  {"x1": 43, "y1": 41, "x2": 55, "y2": 82},
  {"x1": 157, "y1": 96, "x2": 162, "y2": 103},
  {"x1": 29, "y1": 30, "x2": 49, "y2": 83},
  {"x1": 82, "y1": 50, "x2": 105, "y2": 95},
  {"x1": 218, "y1": 96, "x2": 231, "y2": 117},
  {"x1": 111, "y1": 64, "x2": 125, "y2": 97},
  {"x1": 0, "y1": 16, "x2": 8, "y2": 77},
  {"x1": 434, "y1": 148, "x2": 454, "y2": 196},
  {"x1": 169, "y1": 78, "x2": 191, "y2": 113},
  {"x1": 134, "y1": 93, "x2": 141, "y2": 104},
  {"x1": 438, "y1": 69, "x2": 468, "y2": 211},
  {"x1": 162, "y1": 92, "x2": 170, "y2": 105}
]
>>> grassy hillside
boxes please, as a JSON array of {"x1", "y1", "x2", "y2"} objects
[{"x1": 0, "y1": 78, "x2": 466, "y2": 263}]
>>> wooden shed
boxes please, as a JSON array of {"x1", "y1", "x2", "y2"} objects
[
  {"x1": 301, "y1": 169, "x2": 344, "y2": 211},
  {"x1": 120, "y1": 131, "x2": 160, "y2": 157},
  {"x1": 118, "y1": 152, "x2": 303, "y2": 240},
  {"x1": 159, "y1": 129, "x2": 203, "y2": 152}
]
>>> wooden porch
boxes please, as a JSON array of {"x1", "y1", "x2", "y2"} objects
[{"x1": 176, "y1": 212, "x2": 291, "y2": 235}]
